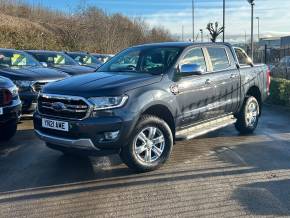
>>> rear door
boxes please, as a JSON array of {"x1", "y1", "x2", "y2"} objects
[{"x1": 205, "y1": 46, "x2": 241, "y2": 117}]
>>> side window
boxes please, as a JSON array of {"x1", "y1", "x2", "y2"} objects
[
  {"x1": 207, "y1": 47, "x2": 230, "y2": 71},
  {"x1": 234, "y1": 48, "x2": 250, "y2": 66},
  {"x1": 180, "y1": 48, "x2": 206, "y2": 72}
]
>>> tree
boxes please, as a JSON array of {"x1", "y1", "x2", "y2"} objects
[{"x1": 206, "y1": 22, "x2": 224, "y2": 42}]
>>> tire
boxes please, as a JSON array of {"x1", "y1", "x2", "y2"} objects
[
  {"x1": 0, "y1": 122, "x2": 17, "y2": 142},
  {"x1": 120, "y1": 115, "x2": 173, "y2": 172},
  {"x1": 235, "y1": 96, "x2": 260, "y2": 134}
]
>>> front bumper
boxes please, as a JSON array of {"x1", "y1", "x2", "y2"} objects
[{"x1": 33, "y1": 112, "x2": 136, "y2": 155}]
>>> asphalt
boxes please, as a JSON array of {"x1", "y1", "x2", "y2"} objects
[{"x1": 0, "y1": 105, "x2": 290, "y2": 217}]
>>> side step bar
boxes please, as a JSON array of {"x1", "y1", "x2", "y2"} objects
[{"x1": 176, "y1": 115, "x2": 237, "y2": 141}]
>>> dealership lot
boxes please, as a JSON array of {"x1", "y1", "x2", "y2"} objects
[{"x1": 0, "y1": 105, "x2": 290, "y2": 217}]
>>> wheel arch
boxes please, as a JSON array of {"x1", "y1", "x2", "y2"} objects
[
  {"x1": 245, "y1": 85, "x2": 262, "y2": 115},
  {"x1": 141, "y1": 104, "x2": 176, "y2": 140}
]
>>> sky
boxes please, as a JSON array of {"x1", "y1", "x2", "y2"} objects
[{"x1": 25, "y1": 0, "x2": 290, "y2": 43}]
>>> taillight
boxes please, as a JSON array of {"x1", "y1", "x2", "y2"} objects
[
  {"x1": 3, "y1": 89, "x2": 12, "y2": 106},
  {"x1": 266, "y1": 66, "x2": 271, "y2": 96}
]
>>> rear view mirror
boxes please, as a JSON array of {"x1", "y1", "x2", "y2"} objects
[{"x1": 179, "y1": 64, "x2": 204, "y2": 76}]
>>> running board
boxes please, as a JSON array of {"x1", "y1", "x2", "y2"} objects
[{"x1": 176, "y1": 115, "x2": 237, "y2": 141}]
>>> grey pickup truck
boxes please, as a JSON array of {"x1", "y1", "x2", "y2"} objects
[{"x1": 34, "y1": 42, "x2": 270, "y2": 172}]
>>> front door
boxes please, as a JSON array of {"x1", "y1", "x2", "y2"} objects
[{"x1": 174, "y1": 47, "x2": 214, "y2": 127}]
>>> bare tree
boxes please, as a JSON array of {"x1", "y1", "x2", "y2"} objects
[
  {"x1": 0, "y1": 1, "x2": 176, "y2": 52},
  {"x1": 206, "y1": 22, "x2": 224, "y2": 43}
]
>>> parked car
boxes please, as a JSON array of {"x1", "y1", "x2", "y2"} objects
[
  {"x1": 66, "y1": 52, "x2": 102, "y2": 70},
  {"x1": 34, "y1": 42, "x2": 270, "y2": 172},
  {"x1": 26, "y1": 50, "x2": 97, "y2": 76},
  {"x1": 271, "y1": 56, "x2": 290, "y2": 79},
  {"x1": 0, "y1": 49, "x2": 69, "y2": 113},
  {"x1": 0, "y1": 76, "x2": 21, "y2": 141},
  {"x1": 91, "y1": 53, "x2": 114, "y2": 63}
]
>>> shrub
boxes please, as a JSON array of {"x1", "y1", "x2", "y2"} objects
[{"x1": 268, "y1": 78, "x2": 290, "y2": 106}]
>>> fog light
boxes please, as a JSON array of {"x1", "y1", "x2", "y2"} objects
[{"x1": 104, "y1": 131, "x2": 120, "y2": 141}]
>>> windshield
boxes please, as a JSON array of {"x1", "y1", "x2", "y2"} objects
[
  {"x1": 68, "y1": 53, "x2": 101, "y2": 65},
  {"x1": 98, "y1": 46, "x2": 183, "y2": 74},
  {"x1": 30, "y1": 52, "x2": 78, "y2": 66},
  {"x1": 0, "y1": 51, "x2": 41, "y2": 68}
]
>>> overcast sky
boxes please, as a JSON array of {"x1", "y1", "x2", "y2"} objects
[{"x1": 26, "y1": 0, "x2": 290, "y2": 42}]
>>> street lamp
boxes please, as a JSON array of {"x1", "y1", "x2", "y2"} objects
[
  {"x1": 247, "y1": 0, "x2": 255, "y2": 60},
  {"x1": 223, "y1": 0, "x2": 225, "y2": 42},
  {"x1": 200, "y1": 29, "x2": 204, "y2": 42},
  {"x1": 256, "y1": 16, "x2": 260, "y2": 42},
  {"x1": 192, "y1": 0, "x2": 195, "y2": 42}
]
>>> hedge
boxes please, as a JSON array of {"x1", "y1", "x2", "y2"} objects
[{"x1": 268, "y1": 78, "x2": 290, "y2": 106}]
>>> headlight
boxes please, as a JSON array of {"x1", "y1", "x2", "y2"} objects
[
  {"x1": 13, "y1": 80, "x2": 34, "y2": 88},
  {"x1": 88, "y1": 95, "x2": 128, "y2": 110},
  {"x1": 8, "y1": 85, "x2": 19, "y2": 97}
]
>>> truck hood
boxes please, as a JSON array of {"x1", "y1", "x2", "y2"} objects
[
  {"x1": 43, "y1": 71, "x2": 162, "y2": 97},
  {"x1": 52, "y1": 65, "x2": 96, "y2": 76},
  {"x1": 0, "y1": 66, "x2": 68, "y2": 81}
]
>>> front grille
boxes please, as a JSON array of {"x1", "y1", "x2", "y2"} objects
[
  {"x1": 32, "y1": 82, "x2": 47, "y2": 93},
  {"x1": 38, "y1": 94, "x2": 91, "y2": 120}
]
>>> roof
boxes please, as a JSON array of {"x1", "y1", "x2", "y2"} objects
[
  {"x1": 0, "y1": 48, "x2": 27, "y2": 53},
  {"x1": 132, "y1": 41, "x2": 232, "y2": 48},
  {"x1": 26, "y1": 50, "x2": 66, "y2": 54},
  {"x1": 66, "y1": 51, "x2": 89, "y2": 55}
]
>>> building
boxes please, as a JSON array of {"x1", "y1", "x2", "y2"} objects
[
  {"x1": 258, "y1": 37, "x2": 281, "y2": 49},
  {"x1": 281, "y1": 36, "x2": 290, "y2": 58}
]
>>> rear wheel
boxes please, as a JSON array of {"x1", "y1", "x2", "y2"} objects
[
  {"x1": 235, "y1": 96, "x2": 260, "y2": 134},
  {"x1": 120, "y1": 115, "x2": 173, "y2": 172},
  {"x1": 0, "y1": 122, "x2": 17, "y2": 142}
]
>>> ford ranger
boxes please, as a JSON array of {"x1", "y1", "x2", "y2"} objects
[{"x1": 34, "y1": 42, "x2": 270, "y2": 172}]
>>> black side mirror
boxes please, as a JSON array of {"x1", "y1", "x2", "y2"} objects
[{"x1": 179, "y1": 64, "x2": 204, "y2": 76}]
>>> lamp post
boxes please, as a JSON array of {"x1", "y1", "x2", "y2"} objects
[
  {"x1": 256, "y1": 16, "x2": 260, "y2": 42},
  {"x1": 200, "y1": 29, "x2": 203, "y2": 42},
  {"x1": 223, "y1": 0, "x2": 225, "y2": 42},
  {"x1": 247, "y1": 0, "x2": 255, "y2": 60},
  {"x1": 192, "y1": 0, "x2": 195, "y2": 42}
]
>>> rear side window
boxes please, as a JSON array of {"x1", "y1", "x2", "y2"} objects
[
  {"x1": 180, "y1": 48, "x2": 207, "y2": 72},
  {"x1": 207, "y1": 47, "x2": 230, "y2": 71},
  {"x1": 234, "y1": 48, "x2": 250, "y2": 66}
]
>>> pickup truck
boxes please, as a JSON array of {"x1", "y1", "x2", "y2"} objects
[{"x1": 34, "y1": 42, "x2": 270, "y2": 172}]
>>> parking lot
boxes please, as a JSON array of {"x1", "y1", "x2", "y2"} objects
[{"x1": 0, "y1": 104, "x2": 289, "y2": 217}]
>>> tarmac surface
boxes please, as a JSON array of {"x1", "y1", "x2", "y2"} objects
[{"x1": 0, "y1": 105, "x2": 290, "y2": 217}]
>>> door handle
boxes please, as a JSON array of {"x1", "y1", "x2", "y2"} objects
[
  {"x1": 205, "y1": 79, "x2": 211, "y2": 85},
  {"x1": 230, "y1": 74, "x2": 238, "y2": 79}
]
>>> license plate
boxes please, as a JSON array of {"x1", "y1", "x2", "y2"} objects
[
  {"x1": 0, "y1": 108, "x2": 2, "y2": 115},
  {"x1": 42, "y1": 118, "x2": 68, "y2": 132}
]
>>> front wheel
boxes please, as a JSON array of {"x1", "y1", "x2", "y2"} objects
[
  {"x1": 235, "y1": 96, "x2": 260, "y2": 134},
  {"x1": 120, "y1": 115, "x2": 173, "y2": 172}
]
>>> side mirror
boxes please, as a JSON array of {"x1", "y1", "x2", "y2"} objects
[
  {"x1": 179, "y1": 64, "x2": 204, "y2": 76},
  {"x1": 40, "y1": 62, "x2": 48, "y2": 67},
  {"x1": 246, "y1": 57, "x2": 254, "y2": 67}
]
